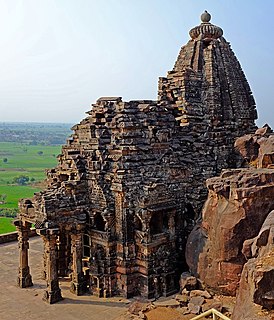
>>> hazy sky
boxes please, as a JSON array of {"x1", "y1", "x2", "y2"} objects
[{"x1": 0, "y1": 0, "x2": 274, "y2": 127}]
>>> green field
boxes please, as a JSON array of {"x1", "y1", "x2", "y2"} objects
[
  {"x1": 0, "y1": 142, "x2": 61, "y2": 183},
  {"x1": 0, "y1": 142, "x2": 61, "y2": 211},
  {"x1": 0, "y1": 217, "x2": 16, "y2": 233},
  {"x1": 0, "y1": 185, "x2": 41, "y2": 208},
  {"x1": 0, "y1": 122, "x2": 69, "y2": 234}
]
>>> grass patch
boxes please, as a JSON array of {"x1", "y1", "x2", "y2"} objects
[{"x1": 0, "y1": 217, "x2": 16, "y2": 234}]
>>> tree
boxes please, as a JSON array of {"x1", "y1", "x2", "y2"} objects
[
  {"x1": 3, "y1": 158, "x2": 7, "y2": 163},
  {"x1": 13, "y1": 175, "x2": 29, "y2": 185},
  {"x1": 0, "y1": 194, "x2": 7, "y2": 204}
]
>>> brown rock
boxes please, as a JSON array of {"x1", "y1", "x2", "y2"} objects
[
  {"x1": 257, "y1": 135, "x2": 274, "y2": 168},
  {"x1": 128, "y1": 301, "x2": 147, "y2": 315},
  {"x1": 187, "y1": 302, "x2": 201, "y2": 315},
  {"x1": 138, "y1": 311, "x2": 147, "y2": 319},
  {"x1": 234, "y1": 134, "x2": 260, "y2": 164},
  {"x1": 175, "y1": 294, "x2": 188, "y2": 305},
  {"x1": 189, "y1": 289, "x2": 212, "y2": 299},
  {"x1": 232, "y1": 210, "x2": 274, "y2": 319},
  {"x1": 242, "y1": 238, "x2": 254, "y2": 260},
  {"x1": 189, "y1": 296, "x2": 205, "y2": 306},
  {"x1": 235, "y1": 127, "x2": 274, "y2": 169},
  {"x1": 181, "y1": 288, "x2": 190, "y2": 296},
  {"x1": 180, "y1": 272, "x2": 198, "y2": 292},
  {"x1": 255, "y1": 125, "x2": 272, "y2": 136},
  {"x1": 186, "y1": 168, "x2": 274, "y2": 296},
  {"x1": 201, "y1": 299, "x2": 223, "y2": 313},
  {"x1": 153, "y1": 300, "x2": 180, "y2": 308},
  {"x1": 176, "y1": 306, "x2": 190, "y2": 315}
]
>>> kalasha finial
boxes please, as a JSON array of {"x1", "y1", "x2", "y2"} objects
[
  {"x1": 189, "y1": 11, "x2": 223, "y2": 40},
  {"x1": 201, "y1": 10, "x2": 211, "y2": 23}
]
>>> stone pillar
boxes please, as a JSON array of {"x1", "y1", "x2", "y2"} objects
[
  {"x1": 70, "y1": 230, "x2": 86, "y2": 295},
  {"x1": 15, "y1": 220, "x2": 33, "y2": 288},
  {"x1": 58, "y1": 232, "x2": 69, "y2": 277},
  {"x1": 39, "y1": 228, "x2": 63, "y2": 304},
  {"x1": 41, "y1": 242, "x2": 47, "y2": 280}
]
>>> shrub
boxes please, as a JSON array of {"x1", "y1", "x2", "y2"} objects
[
  {"x1": 12, "y1": 175, "x2": 30, "y2": 185},
  {"x1": 0, "y1": 208, "x2": 18, "y2": 218}
]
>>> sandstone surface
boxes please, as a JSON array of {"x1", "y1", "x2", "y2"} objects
[
  {"x1": 232, "y1": 210, "x2": 274, "y2": 319},
  {"x1": 234, "y1": 124, "x2": 273, "y2": 168},
  {"x1": 186, "y1": 167, "x2": 274, "y2": 296},
  {"x1": 186, "y1": 131, "x2": 274, "y2": 318}
]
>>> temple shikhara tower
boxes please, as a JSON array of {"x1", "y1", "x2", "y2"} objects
[{"x1": 15, "y1": 12, "x2": 257, "y2": 303}]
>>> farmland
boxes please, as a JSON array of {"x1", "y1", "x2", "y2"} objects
[
  {"x1": 0, "y1": 142, "x2": 61, "y2": 188},
  {"x1": 0, "y1": 142, "x2": 62, "y2": 233},
  {"x1": 0, "y1": 122, "x2": 72, "y2": 234}
]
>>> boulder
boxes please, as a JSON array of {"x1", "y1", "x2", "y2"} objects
[
  {"x1": 257, "y1": 135, "x2": 274, "y2": 168},
  {"x1": 186, "y1": 168, "x2": 274, "y2": 296},
  {"x1": 234, "y1": 133, "x2": 260, "y2": 164},
  {"x1": 175, "y1": 294, "x2": 189, "y2": 306},
  {"x1": 187, "y1": 302, "x2": 201, "y2": 315},
  {"x1": 234, "y1": 126, "x2": 274, "y2": 169},
  {"x1": 201, "y1": 299, "x2": 223, "y2": 313},
  {"x1": 232, "y1": 210, "x2": 274, "y2": 319},
  {"x1": 179, "y1": 272, "x2": 198, "y2": 292},
  {"x1": 189, "y1": 296, "x2": 204, "y2": 307},
  {"x1": 189, "y1": 290, "x2": 212, "y2": 299}
]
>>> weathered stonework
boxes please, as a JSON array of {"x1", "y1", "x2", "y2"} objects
[{"x1": 16, "y1": 12, "x2": 257, "y2": 301}]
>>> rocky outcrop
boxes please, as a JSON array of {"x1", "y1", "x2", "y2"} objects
[
  {"x1": 186, "y1": 167, "x2": 274, "y2": 296},
  {"x1": 232, "y1": 210, "x2": 274, "y2": 319},
  {"x1": 234, "y1": 124, "x2": 273, "y2": 168},
  {"x1": 257, "y1": 135, "x2": 274, "y2": 169}
]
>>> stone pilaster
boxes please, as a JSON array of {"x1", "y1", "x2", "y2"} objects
[
  {"x1": 41, "y1": 243, "x2": 47, "y2": 280},
  {"x1": 15, "y1": 220, "x2": 33, "y2": 288},
  {"x1": 70, "y1": 229, "x2": 86, "y2": 295},
  {"x1": 58, "y1": 232, "x2": 69, "y2": 277},
  {"x1": 39, "y1": 228, "x2": 63, "y2": 304}
]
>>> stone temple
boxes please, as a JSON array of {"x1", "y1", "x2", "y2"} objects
[{"x1": 15, "y1": 11, "x2": 257, "y2": 303}]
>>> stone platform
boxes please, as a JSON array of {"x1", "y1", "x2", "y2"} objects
[{"x1": 0, "y1": 238, "x2": 128, "y2": 320}]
